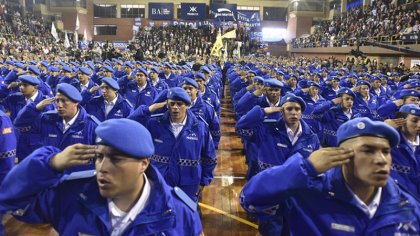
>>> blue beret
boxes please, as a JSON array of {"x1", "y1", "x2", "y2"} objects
[
  {"x1": 150, "y1": 67, "x2": 160, "y2": 74},
  {"x1": 370, "y1": 76, "x2": 381, "y2": 82},
  {"x1": 247, "y1": 70, "x2": 257, "y2": 76},
  {"x1": 5, "y1": 60, "x2": 13, "y2": 66},
  {"x1": 96, "y1": 119, "x2": 154, "y2": 158},
  {"x1": 391, "y1": 72, "x2": 400, "y2": 76},
  {"x1": 102, "y1": 65, "x2": 114, "y2": 73},
  {"x1": 27, "y1": 65, "x2": 41, "y2": 76},
  {"x1": 115, "y1": 60, "x2": 123, "y2": 66},
  {"x1": 400, "y1": 89, "x2": 420, "y2": 98},
  {"x1": 78, "y1": 67, "x2": 92, "y2": 76},
  {"x1": 181, "y1": 77, "x2": 198, "y2": 89},
  {"x1": 194, "y1": 73, "x2": 205, "y2": 80},
  {"x1": 182, "y1": 65, "x2": 190, "y2": 69},
  {"x1": 124, "y1": 61, "x2": 134, "y2": 69},
  {"x1": 327, "y1": 76, "x2": 340, "y2": 82},
  {"x1": 134, "y1": 68, "x2": 148, "y2": 77},
  {"x1": 164, "y1": 62, "x2": 173, "y2": 69},
  {"x1": 49, "y1": 66, "x2": 59, "y2": 72},
  {"x1": 410, "y1": 81, "x2": 420, "y2": 88},
  {"x1": 101, "y1": 77, "x2": 119, "y2": 90},
  {"x1": 18, "y1": 75, "x2": 39, "y2": 86},
  {"x1": 14, "y1": 63, "x2": 26, "y2": 70},
  {"x1": 29, "y1": 60, "x2": 37, "y2": 65},
  {"x1": 167, "y1": 87, "x2": 191, "y2": 105},
  {"x1": 153, "y1": 89, "x2": 168, "y2": 103},
  {"x1": 253, "y1": 76, "x2": 265, "y2": 83},
  {"x1": 286, "y1": 74, "x2": 298, "y2": 80},
  {"x1": 70, "y1": 61, "x2": 80, "y2": 67},
  {"x1": 62, "y1": 66, "x2": 73, "y2": 73},
  {"x1": 200, "y1": 66, "x2": 211, "y2": 74},
  {"x1": 307, "y1": 81, "x2": 320, "y2": 88},
  {"x1": 337, "y1": 87, "x2": 356, "y2": 98},
  {"x1": 400, "y1": 104, "x2": 420, "y2": 116},
  {"x1": 264, "y1": 78, "x2": 283, "y2": 88},
  {"x1": 41, "y1": 61, "x2": 49, "y2": 67},
  {"x1": 356, "y1": 80, "x2": 371, "y2": 88},
  {"x1": 280, "y1": 93, "x2": 306, "y2": 112},
  {"x1": 57, "y1": 83, "x2": 82, "y2": 103},
  {"x1": 337, "y1": 117, "x2": 400, "y2": 147}
]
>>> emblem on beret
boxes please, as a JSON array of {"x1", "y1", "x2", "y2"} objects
[
  {"x1": 356, "y1": 122, "x2": 365, "y2": 129},
  {"x1": 411, "y1": 109, "x2": 416, "y2": 114},
  {"x1": 287, "y1": 97, "x2": 290, "y2": 100}
]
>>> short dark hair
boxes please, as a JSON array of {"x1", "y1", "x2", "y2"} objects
[{"x1": 395, "y1": 111, "x2": 408, "y2": 119}]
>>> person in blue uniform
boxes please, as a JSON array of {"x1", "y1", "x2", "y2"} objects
[
  {"x1": 0, "y1": 119, "x2": 203, "y2": 235},
  {"x1": 118, "y1": 68, "x2": 157, "y2": 108},
  {"x1": 3, "y1": 75, "x2": 55, "y2": 161},
  {"x1": 69, "y1": 67, "x2": 101, "y2": 106},
  {"x1": 159, "y1": 63, "x2": 179, "y2": 88},
  {"x1": 0, "y1": 110, "x2": 17, "y2": 236},
  {"x1": 194, "y1": 73, "x2": 221, "y2": 118},
  {"x1": 377, "y1": 89, "x2": 420, "y2": 120},
  {"x1": 149, "y1": 67, "x2": 169, "y2": 93},
  {"x1": 85, "y1": 77, "x2": 133, "y2": 121},
  {"x1": 240, "y1": 117, "x2": 420, "y2": 235},
  {"x1": 181, "y1": 77, "x2": 221, "y2": 149},
  {"x1": 312, "y1": 88, "x2": 361, "y2": 147},
  {"x1": 128, "y1": 87, "x2": 217, "y2": 201},
  {"x1": 236, "y1": 93, "x2": 320, "y2": 236},
  {"x1": 388, "y1": 104, "x2": 420, "y2": 200},
  {"x1": 26, "y1": 65, "x2": 53, "y2": 97},
  {"x1": 352, "y1": 80, "x2": 381, "y2": 120},
  {"x1": 13, "y1": 83, "x2": 99, "y2": 172}
]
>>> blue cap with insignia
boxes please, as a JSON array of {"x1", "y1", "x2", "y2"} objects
[
  {"x1": 95, "y1": 119, "x2": 154, "y2": 158},
  {"x1": 134, "y1": 68, "x2": 149, "y2": 77},
  {"x1": 337, "y1": 117, "x2": 400, "y2": 147},
  {"x1": 167, "y1": 87, "x2": 191, "y2": 105},
  {"x1": 253, "y1": 76, "x2": 264, "y2": 83},
  {"x1": 18, "y1": 75, "x2": 40, "y2": 86},
  {"x1": 280, "y1": 93, "x2": 306, "y2": 112},
  {"x1": 14, "y1": 63, "x2": 26, "y2": 70},
  {"x1": 399, "y1": 104, "x2": 420, "y2": 116},
  {"x1": 101, "y1": 77, "x2": 119, "y2": 90},
  {"x1": 101, "y1": 65, "x2": 114, "y2": 73},
  {"x1": 264, "y1": 78, "x2": 284, "y2": 88},
  {"x1": 153, "y1": 89, "x2": 169, "y2": 103},
  {"x1": 200, "y1": 66, "x2": 211, "y2": 74},
  {"x1": 399, "y1": 89, "x2": 420, "y2": 99},
  {"x1": 181, "y1": 77, "x2": 199, "y2": 89},
  {"x1": 337, "y1": 87, "x2": 356, "y2": 98},
  {"x1": 62, "y1": 66, "x2": 73, "y2": 73},
  {"x1": 27, "y1": 65, "x2": 41, "y2": 76},
  {"x1": 194, "y1": 73, "x2": 205, "y2": 80},
  {"x1": 356, "y1": 80, "x2": 371, "y2": 89},
  {"x1": 49, "y1": 66, "x2": 60, "y2": 72},
  {"x1": 307, "y1": 81, "x2": 320, "y2": 88},
  {"x1": 57, "y1": 83, "x2": 82, "y2": 103},
  {"x1": 78, "y1": 67, "x2": 92, "y2": 76},
  {"x1": 150, "y1": 67, "x2": 160, "y2": 74}
]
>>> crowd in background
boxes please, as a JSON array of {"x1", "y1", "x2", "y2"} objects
[{"x1": 292, "y1": 0, "x2": 420, "y2": 48}]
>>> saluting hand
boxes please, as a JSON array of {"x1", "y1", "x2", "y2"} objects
[
  {"x1": 263, "y1": 106, "x2": 282, "y2": 114},
  {"x1": 36, "y1": 97, "x2": 55, "y2": 110},
  {"x1": 89, "y1": 85, "x2": 100, "y2": 94},
  {"x1": 332, "y1": 97, "x2": 342, "y2": 104},
  {"x1": 50, "y1": 144, "x2": 97, "y2": 172},
  {"x1": 384, "y1": 118, "x2": 406, "y2": 128},
  {"x1": 149, "y1": 101, "x2": 167, "y2": 113},
  {"x1": 7, "y1": 81, "x2": 19, "y2": 89},
  {"x1": 308, "y1": 148, "x2": 354, "y2": 174}
]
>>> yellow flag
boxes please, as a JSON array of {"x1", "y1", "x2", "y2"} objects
[
  {"x1": 222, "y1": 29, "x2": 236, "y2": 39},
  {"x1": 211, "y1": 30, "x2": 224, "y2": 57}
]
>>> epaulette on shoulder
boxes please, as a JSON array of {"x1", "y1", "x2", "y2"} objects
[
  {"x1": 62, "y1": 170, "x2": 96, "y2": 182},
  {"x1": 203, "y1": 100, "x2": 214, "y2": 108},
  {"x1": 173, "y1": 186, "x2": 197, "y2": 211},
  {"x1": 89, "y1": 115, "x2": 101, "y2": 125},
  {"x1": 92, "y1": 95, "x2": 102, "y2": 100},
  {"x1": 197, "y1": 115, "x2": 209, "y2": 126},
  {"x1": 151, "y1": 113, "x2": 165, "y2": 118},
  {"x1": 263, "y1": 119, "x2": 277, "y2": 123},
  {"x1": 43, "y1": 110, "x2": 58, "y2": 116},
  {"x1": 9, "y1": 92, "x2": 23, "y2": 97}
]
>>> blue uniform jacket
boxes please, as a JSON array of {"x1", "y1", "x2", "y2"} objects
[
  {"x1": 190, "y1": 96, "x2": 221, "y2": 149},
  {"x1": 9, "y1": 91, "x2": 55, "y2": 160},
  {"x1": 320, "y1": 85, "x2": 340, "y2": 101},
  {"x1": 201, "y1": 87, "x2": 220, "y2": 118},
  {"x1": 353, "y1": 93, "x2": 381, "y2": 120},
  {"x1": 240, "y1": 153, "x2": 420, "y2": 235},
  {"x1": 13, "y1": 104, "x2": 99, "y2": 172},
  {"x1": 312, "y1": 100, "x2": 361, "y2": 147},
  {"x1": 85, "y1": 95, "x2": 133, "y2": 122},
  {"x1": 236, "y1": 106, "x2": 320, "y2": 171},
  {"x1": 0, "y1": 110, "x2": 16, "y2": 183},
  {"x1": 129, "y1": 107, "x2": 217, "y2": 200},
  {"x1": 0, "y1": 146, "x2": 202, "y2": 236},
  {"x1": 377, "y1": 101, "x2": 399, "y2": 120},
  {"x1": 390, "y1": 129, "x2": 420, "y2": 200},
  {"x1": 45, "y1": 74, "x2": 60, "y2": 92},
  {"x1": 118, "y1": 77, "x2": 157, "y2": 108},
  {"x1": 159, "y1": 73, "x2": 179, "y2": 88},
  {"x1": 151, "y1": 79, "x2": 169, "y2": 94}
]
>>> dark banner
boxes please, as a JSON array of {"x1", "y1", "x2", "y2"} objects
[
  {"x1": 149, "y1": 3, "x2": 174, "y2": 20},
  {"x1": 237, "y1": 11, "x2": 261, "y2": 27},
  {"x1": 400, "y1": 33, "x2": 419, "y2": 42},
  {"x1": 210, "y1": 3, "x2": 237, "y2": 21},
  {"x1": 180, "y1": 3, "x2": 206, "y2": 20}
]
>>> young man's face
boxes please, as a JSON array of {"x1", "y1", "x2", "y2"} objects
[
  {"x1": 135, "y1": 72, "x2": 147, "y2": 87},
  {"x1": 341, "y1": 94, "x2": 354, "y2": 110},
  {"x1": 19, "y1": 82, "x2": 36, "y2": 97},
  {"x1": 265, "y1": 87, "x2": 281, "y2": 104},
  {"x1": 167, "y1": 99, "x2": 188, "y2": 122},
  {"x1": 308, "y1": 86, "x2": 319, "y2": 97},
  {"x1": 281, "y1": 102, "x2": 302, "y2": 126},
  {"x1": 95, "y1": 145, "x2": 149, "y2": 199},
  {"x1": 403, "y1": 114, "x2": 420, "y2": 138},
  {"x1": 360, "y1": 85, "x2": 370, "y2": 97},
  {"x1": 55, "y1": 93, "x2": 78, "y2": 120},
  {"x1": 403, "y1": 96, "x2": 420, "y2": 105},
  {"x1": 182, "y1": 84, "x2": 198, "y2": 101},
  {"x1": 341, "y1": 136, "x2": 392, "y2": 187}
]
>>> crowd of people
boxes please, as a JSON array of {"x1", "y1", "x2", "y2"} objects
[
  {"x1": 292, "y1": 0, "x2": 420, "y2": 48},
  {"x1": 0, "y1": 1, "x2": 418, "y2": 236}
]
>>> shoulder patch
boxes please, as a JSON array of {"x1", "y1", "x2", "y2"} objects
[
  {"x1": 263, "y1": 119, "x2": 277, "y2": 123},
  {"x1": 197, "y1": 115, "x2": 209, "y2": 126},
  {"x1": 151, "y1": 113, "x2": 165, "y2": 118},
  {"x1": 203, "y1": 100, "x2": 214, "y2": 108},
  {"x1": 173, "y1": 186, "x2": 197, "y2": 211},
  {"x1": 89, "y1": 115, "x2": 101, "y2": 125}
]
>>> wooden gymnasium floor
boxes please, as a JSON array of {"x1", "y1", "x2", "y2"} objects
[{"x1": 2, "y1": 85, "x2": 260, "y2": 236}]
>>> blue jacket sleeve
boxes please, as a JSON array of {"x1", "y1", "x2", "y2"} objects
[
  {"x1": 200, "y1": 125, "x2": 217, "y2": 186},
  {"x1": 235, "y1": 105, "x2": 265, "y2": 143},
  {"x1": 312, "y1": 100, "x2": 334, "y2": 122},
  {"x1": 240, "y1": 153, "x2": 323, "y2": 218},
  {"x1": 0, "y1": 146, "x2": 63, "y2": 225},
  {"x1": 13, "y1": 102, "x2": 42, "y2": 131},
  {"x1": 128, "y1": 105, "x2": 152, "y2": 126},
  {"x1": 235, "y1": 91, "x2": 258, "y2": 116},
  {"x1": 377, "y1": 101, "x2": 398, "y2": 119}
]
